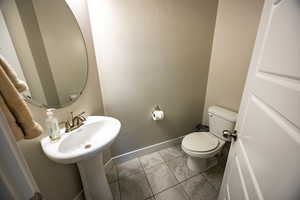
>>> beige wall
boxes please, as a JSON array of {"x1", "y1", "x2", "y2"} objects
[
  {"x1": 16, "y1": 0, "x2": 105, "y2": 199},
  {"x1": 88, "y1": 0, "x2": 218, "y2": 156},
  {"x1": 202, "y1": 0, "x2": 264, "y2": 124}
]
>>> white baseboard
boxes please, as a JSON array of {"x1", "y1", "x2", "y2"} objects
[
  {"x1": 104, "y1": 158, "x2": 114, "y2": 174},
  {"x1": 73, "y1": 190, "x2": 84, "y2": 200},
  {"x1": 111, "y1": 136, "x2": 184, "y2": 164}
]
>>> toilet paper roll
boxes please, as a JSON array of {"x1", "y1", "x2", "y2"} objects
[{"x1": 152, "y1": 110, "x2": 164, "y2": 121}]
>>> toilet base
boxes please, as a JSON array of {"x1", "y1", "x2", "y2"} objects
[{"x1": 187, "y1": 156, "x2": 218, "y2": 172}]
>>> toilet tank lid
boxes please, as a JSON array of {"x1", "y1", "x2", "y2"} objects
[{"x1": 208, "y1": 106, "x2": 237, "y2": 122}]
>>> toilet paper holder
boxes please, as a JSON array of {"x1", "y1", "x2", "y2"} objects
[
  {"x1": 152, "y1": 105, "x2": 164, "y2": 121},
  {"x1": 153, "y1": 105, "x2": 161, "y2": 111}
]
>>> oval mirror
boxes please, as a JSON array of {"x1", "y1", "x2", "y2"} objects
[{"x1": 0, "y1": 0, "x2": 88, "y2": 108}]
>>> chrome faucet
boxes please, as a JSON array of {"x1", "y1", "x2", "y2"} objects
[{"x1": 65, "y1": 112, "x2": 86, "y2": 133}]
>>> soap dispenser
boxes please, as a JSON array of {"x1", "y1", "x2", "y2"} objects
[{"x1": 45, "y1": 108, "x2": 60, "y2": 141}]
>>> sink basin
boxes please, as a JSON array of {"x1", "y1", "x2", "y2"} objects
[
  {"x1": 41, "y1": 116, "x2": 121, "y2": 200},
  {"x1": 41, "y1": 116, "x2": 120, "y2": 164}
]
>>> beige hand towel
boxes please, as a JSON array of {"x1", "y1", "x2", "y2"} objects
[
  {"x1": 0, "y1": 94, "x2": 24, "y2": 140},
  {"x1": 0, "y1": 56, "x2": 42, "y2": 140},
  {"x1": 0, "y1": 55, "x2": 28, "y2": 93}
]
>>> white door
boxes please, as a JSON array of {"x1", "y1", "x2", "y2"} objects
[
  {"x1": 218, "y1": 0, "x2": 300, "y2": 200},
  {"x1": 0, "y1": 110, "x2": 40, "y2": 199}
]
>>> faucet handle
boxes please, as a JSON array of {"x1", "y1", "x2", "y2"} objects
[
  {"x1": 70, "y1": 112, "x2": 74, "y2": 119},
  {"x1": 65, "y1": 120, "x2": 71, "y2": 133},
  {"x1": 78, "y1": 112, "x2": 86, "y2": 122}
]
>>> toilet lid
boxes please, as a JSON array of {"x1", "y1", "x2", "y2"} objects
[{"x1": 182, "y1": 132, "x2": 219, "y2": 152}]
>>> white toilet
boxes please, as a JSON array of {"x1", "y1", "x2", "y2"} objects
[{"x1": 182, "y1": 106, "x2": 237, "y2": 171}]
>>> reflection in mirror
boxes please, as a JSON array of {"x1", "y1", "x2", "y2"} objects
[{"x1": 0, "y1": 0, "x2": 88, "y2": 108}]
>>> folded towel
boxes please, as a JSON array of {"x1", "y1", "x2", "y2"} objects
[
  {"x1": 0, "y1": 94, "x2": 24, "y2": 140},
  {"x1": 0, "y1": 55, "x2": 42, "y2": 140},
  {"x1": 0, "y1": 55, "x2": 28, "y2": 93}
]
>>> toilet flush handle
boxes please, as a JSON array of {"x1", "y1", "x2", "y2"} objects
[{"x1": 223, "y1": 130, "x2": 238, "y2": 141}]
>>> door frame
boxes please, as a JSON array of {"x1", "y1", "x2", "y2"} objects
[
  {"x1": 218, "y1": 0, "x2": 268, "y2": 195},
  {"x1": 219, "y1": 0, "x2": 297, "y2": 199},
  {"x1": 0, "y1": 108, "x2": 40, "y2": 200}
]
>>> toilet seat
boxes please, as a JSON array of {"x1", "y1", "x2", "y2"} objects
[
  {"x1": 181, "y1": 131, "x2": 226, "y2": 171},
  {"x1": 182, "y1": 132, "x2": 219, "y2": 152}
]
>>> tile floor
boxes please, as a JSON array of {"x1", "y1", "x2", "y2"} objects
[{"x1": 106, "y1": 144, "x2": 225, "y2": 200}]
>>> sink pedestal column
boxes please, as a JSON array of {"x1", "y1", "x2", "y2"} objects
[{"x1": 77, "y1": 153, "x2": 113, "y2": 200}]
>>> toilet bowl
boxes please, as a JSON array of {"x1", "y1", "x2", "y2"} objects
[
  {"x1": 181, "y1": 106, "x2": 237, "y2": 171},
  {"x1": 182, "y1": 131, "x2": 225, "y2": 171}
]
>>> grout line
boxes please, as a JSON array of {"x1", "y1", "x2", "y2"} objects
[
  {"x1": 162, "y1": 160, "x2": 194, "y2": 200},
  {"x1": 140, "y1": 145, "x2": 186, "y2": 198},
  {"x1": 202, "y1": 174, "x2": 218, "y2": 193},
  {"x1": 106, "y1": 166, "x2": 121, "y2": 200},
  {"x1": 113, "y1": 143, "x2": 223, "y2": 199},
  {"x1": 117, "y1": 180, "x2": 121, "y2": 200},
  {"x1": 112, "y1": 162, "x2": 121, "y2": 200},
  {"x1": 156, "y1": 149, "x2": 221, "y2": 199},
  {"x1": 111, "y1": 167, "x2": 119, "y2": 184},
  {"x1": 115, "y1": 158, "x2": 145, "y2": 181},
  {"x1": 142, "y1": 146, "x2": 193, "y2": 198},
  {"x1": 137, "y1": 155, "x2": 156, "y2": 200},
  {"x1": 202, "y1": 165, "x2": 225, "y2": 193},
  {"x1": 148, "y1": 164, "x2": 222, "y2": 199}
]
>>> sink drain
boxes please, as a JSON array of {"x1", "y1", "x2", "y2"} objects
[{"x1": 84, "y1": 144, "x2": 91, "y2": 149}]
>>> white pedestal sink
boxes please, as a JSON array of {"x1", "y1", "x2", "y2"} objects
[{"x1": 41, "y1": 116, "x2": 121, "y2": 200}]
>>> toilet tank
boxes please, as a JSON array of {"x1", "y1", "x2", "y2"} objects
[{"x1": 208, "y1": 106, "x2": 237, "y2": 141}]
